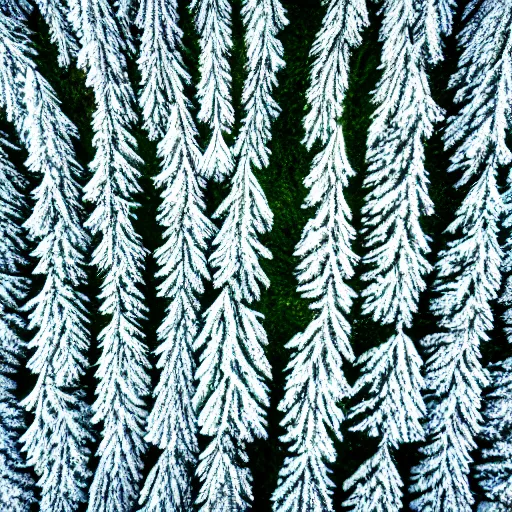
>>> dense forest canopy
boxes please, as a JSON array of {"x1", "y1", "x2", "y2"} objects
[{"x1": 1, "y1": 0, "x2": 511, "y2": 510}]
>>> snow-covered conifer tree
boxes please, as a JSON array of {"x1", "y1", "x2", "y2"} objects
[
  {"x1": 342, "y1": 0, "x2": 444, "y2": 510},
  {"x1": 191, "y1": 0, "x2": 234, "y2": 181},
  {"x1": 410, "y1": 1, "x2": 512, "y2": 511},
  {"x1": 476, "y1": 8, "x2": 512, "y2": 510},
  {"x1": 0, "y1": 7, "x2": 92, "y2": 512},
  {"x1": 32, "y1": 0, "x2": 78, "y2": 67},
  {"x1": 135, "y1": 1, "x2": 215, "y2": 510},
  {"x1": 193, "y1": 1, "x2": 287, "y2": 510},
  {"x1": 0, "y1": 135, "x2": 35, "y2": 512},
  {"x1": 271, "y1": 1, "x2": 368, "y2": 511},
  {"x1": 136, "y1": 0, "x2": 178, "y2": 140},
  {"x1": 478, "y1": 124, "x2": 512, "y2": 510},
  {"x1": 67, "y1": 0, "x2": 151, "y2": 509}
]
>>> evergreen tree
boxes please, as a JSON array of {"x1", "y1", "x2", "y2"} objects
[
  {"x1": 32, "y1": 0, "x2": 78, "y2": 67},
  {"x1": 68, "y1": 0, "x2": 151, "y2": 509},
  {"x1": 193, "y1": 1, "x2": 287, "y2": 510},
  {"x1": 410, "y1": 1, "x2": 511, "y2": 511},
  {"x1": 476, "y1": 3, "x2": 512, "y2": 510},
  {"x1": 136, "y1": 1, "x2": 216, "y2": 510},
  {"x1": 191, "y1": 0, "x2": 234, "y2": 181},
  {"x1": 0, "y1": 7, "x2": 92, "y2": 512},
  {"x1": 342, "y1": 0, "x2": 443, "y2": 509},
  {"x1": 0, "y1": 134, "x2": 35, "y2": 512},
  {"x1": 272, "y1": 1, "x2": 368, "y2": 511},
  {"x1": 136, "y1": 0, "x2": 180, "y2": 140}
]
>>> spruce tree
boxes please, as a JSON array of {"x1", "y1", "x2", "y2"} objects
[
  {"x1": 136, "y1": 0, "x2": 215, "y2": 510},
  {"x1": 193, "y1": 1, "x2": 287, "y2": 510},
  {"x1": 191, "y1": 0, "x2": 234, "y2": 181},
  {"x1": 136, "y1": 0, "x2": 179, "y2": 140},
  {"x1": 410, "y1": 1, "x2": 511, "y2": 511},
  {"x1": 272, "y1": 1, "x2": 368, "y2": 510},
  {"x1": 0, "y1": 7, "x2": 92, "y2": 512},
  {"x1": 68, "y1": 0, "x2": 151, "y2": 509},
  {"x1": 0, "y1": 134, "x2": 35, "y2": 512},
  {"x1": 342, "y1": 0, "x2": 443, "y2": 509},
  {"x1": 476, "y1": 3, "x2": 512, "y2": 510}
]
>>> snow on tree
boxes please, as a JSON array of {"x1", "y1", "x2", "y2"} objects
[
  {"x1": 193, "y1": 1, "x2": 287, "y2": 510},
  {"x1": 436, "y1": 0, "x2": 456, "y2": 37},
  {"x1": 341, "y1": 0, "x2": 444, "y2": 509},
  {"x1": 476, "y1": 5, "x2": 512, "y2": 510},
  {"x1": 0, "y1": 0, "x2": 31, "y2": 21},
  {"x1": 410, "y1": 1, "x2": 512, "y2": 511},
  {"x1": 271, "y1": 1, "x2": 368, "y2": 511},
  {"x1": 135, "y1": 1, "x2": 216, "y2": 510},
  {"x1": 136, "y1": 0, "x2": 179, "y2": 140},
  {"x1": 32, "y1": 0, "x2": 78, "y2": 67},
  {"x1": 477, "y1": 358, "x2": 512, "y2": 511},
  {"x1": 138, "y1": 106, "x2": 215, "y2": 512},
  {"x1": 0, "y1": 7, "x2": 92, "y2": 512},
  {"x1": 115, "y1": 0, "x2": 133, "y2": 33},
  {"x1": 191, "y1": 0, "x2": 234, "y2": 181},
  {"x1": 67, "y1": 0, "x2": 151, "y2": 510},
  {"x1": 0, "y1": 134, "x2": 35, "y2": 512}
]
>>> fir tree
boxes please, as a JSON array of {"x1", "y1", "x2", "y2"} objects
[
  {"x1": 477, "y1": 3, "x2": 512, "y2": 509},
  {"x1": 342, "y1": 0, "x2": 443, "y2": 509},
  {"x1": 410, "y1": 1, "x2": 511, "y2": 511},
  {"x1": 0, "y1": 134, "x2": 35, "y2": 512},
  {"x1": 68, "y1": 0, "x2": 151, "y2": 509},
  {"x1": 272, "y1": 1, "x2": 368, "y2": 511},
  {"x1": 0, "y1": 7, "x2": 92, "y2": 511},
  {"x1": 136, "y1": 0, "x2": 180, "y2": 140},
  {"x1": 138, "y1": 104, "x2": 215, "y2": 512},
  {"x1": 191, "y1": 0, "x2": 234, "y2": 181},
  {"x1": 193, "y1": 1, "x2": 287, "y2": 510},
  {"x1": 136, "y1": 1, "x2": 216, "y2": 510}
]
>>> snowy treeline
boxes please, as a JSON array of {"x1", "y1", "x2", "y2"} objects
[{"x1": 0, "y1": 0, "x2": 511, "y2": 511}]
